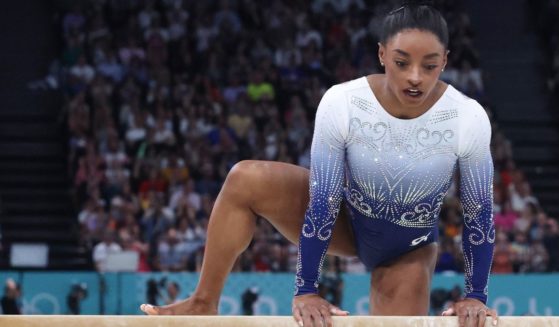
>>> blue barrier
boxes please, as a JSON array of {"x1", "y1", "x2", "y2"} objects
[
  {"x1": 0, "y1": 271, "x2": 555, "y2": 315},
  {"x1": 19, "y1": 272, "x2": 101, "y2": 314}
]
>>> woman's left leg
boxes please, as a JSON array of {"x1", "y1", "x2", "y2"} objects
[{"x1": 369, "y1": 243, "x2": 439, "y2": 315}]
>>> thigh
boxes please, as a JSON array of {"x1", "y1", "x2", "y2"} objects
[
  {"x1": 240, "y1": 160, "x2": 356, "y2": 257},
  {"x1": 369, "y1": 243, "x2": 438, "y2": 315}
]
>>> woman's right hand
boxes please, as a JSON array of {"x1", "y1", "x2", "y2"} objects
[{"x1": 292, "y1": 294, "x2": 349, "y2": 327}]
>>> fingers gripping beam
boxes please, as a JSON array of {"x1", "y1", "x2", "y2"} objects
[{"x1": 0, "y1": 316, "x2": 558, "y2": 327}]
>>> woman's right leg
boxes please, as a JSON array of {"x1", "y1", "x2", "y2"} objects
[{"x1": 141, "y1": 160, "x2": 356, "y2": 315}]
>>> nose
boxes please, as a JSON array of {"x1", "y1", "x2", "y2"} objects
[{"x1": 407, "y1": 66, "x2": 422, "y2": 86}]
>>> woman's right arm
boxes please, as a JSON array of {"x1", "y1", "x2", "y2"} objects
[{"x1": 292, "y1": 85, "x2": 349, "y2": 327}]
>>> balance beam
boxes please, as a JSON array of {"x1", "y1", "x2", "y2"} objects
[{"x1": 0, "y1": 316, "x2": 557, "y2": 326}]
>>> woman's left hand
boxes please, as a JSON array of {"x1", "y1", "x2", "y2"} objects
[{"x1": 442, "y1": 298, "x2": 498, "y2": 327}]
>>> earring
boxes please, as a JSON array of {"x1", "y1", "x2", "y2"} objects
[{"x1": 380, "y1": 62, "x2": 385, "y2": 67}]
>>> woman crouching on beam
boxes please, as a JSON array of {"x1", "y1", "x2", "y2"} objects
[{"x1": 141, "y1": 1, "x2": 499, "y2": 326}]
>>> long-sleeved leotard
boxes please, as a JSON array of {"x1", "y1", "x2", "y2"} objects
[{"x1": 295, "y1": 76, "x2": 495, "y2": 304}]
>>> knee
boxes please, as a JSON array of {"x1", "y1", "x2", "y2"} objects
[{"x1": 225, "y1": 160, "x2": 261, "y2": 189}]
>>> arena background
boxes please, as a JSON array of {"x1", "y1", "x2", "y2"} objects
[{"x1": 0, "y1": 0, "x2": 558, "y2": 317}]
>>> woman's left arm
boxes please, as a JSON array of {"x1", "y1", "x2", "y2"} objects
[
  {"x1": 444, "y1": 101, "x2": 498, "y2": 326},
  {"x1": 457, "y1": 104, "x2": 495, "y2": 304}
]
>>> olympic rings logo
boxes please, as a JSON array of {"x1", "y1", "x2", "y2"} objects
[{"x1": 22, "y1": 293, "x2": 61, "y2": 314}]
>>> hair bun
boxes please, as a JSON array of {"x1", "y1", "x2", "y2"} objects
[{"x1": 402, "y1": 0, "x2": 435, "y2": 6}]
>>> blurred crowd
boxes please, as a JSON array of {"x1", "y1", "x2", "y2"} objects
[{"x1": 52, "y1": 0, "x2": 559, "y2": 275}]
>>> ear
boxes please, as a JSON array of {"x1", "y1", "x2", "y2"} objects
[{"x1": 378, "y1": 42, "x2": 386, "y2": 66}]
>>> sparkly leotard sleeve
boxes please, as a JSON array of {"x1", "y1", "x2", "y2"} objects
[
  {"x1": 457, "y1": 100, "x2": 495, "y2": 304},
  {"x1": 294, "y1": 77, "x2": 495, "y2": 303},
  {"x1": 295, "y1": 85, "x2": 348, "y2": 296}
]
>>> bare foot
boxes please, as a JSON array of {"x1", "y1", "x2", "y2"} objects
[{"x1": 140, "y1": 297, "x2": 218, "y2": 315}]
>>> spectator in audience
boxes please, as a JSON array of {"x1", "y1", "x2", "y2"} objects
[
  {"x1": 156, "y1": 228, "x2": 188, "y2": 272},
  {"x1": 514, "y1": 204, "x2": 537, "y2": 235},
  {"x1": 1, "y1": 278, "x2": 21, "y2": 314},
  {"x1": 139, "y1": 168, "x2": 167, "y2": 199},
  {"x1": 509, "y1": 182, "x2": 539, "y2": 213},
  {"x1": 246, "y1": 71, "x2": 275, "y2": 102},
  {"x1": 92, "y1": 232, "x2": 122, "y2": 272},
  {"x1": 543, "y1": 218, "x2": 559, "y2": 271},
  {"x1": 494, "y1": 201, "x2": 518, "y2": 232},
  {"x1": 141, "y1": 193, "x2": 174, "y2": 245},
  {"x1": 70, "y1": 55, "x2": 96, "y2": 85},
  {"x1": 161, "y1": 153, "x2": 189, "y2": 185},
  {"x1": 492, "y1": 231, "x2": 514, "y2": 274},
  {"x1": 510, "y1": 232, "x2": 530, "y2": 273},
  {"x1": 176, "y1": 217, "x2": 205, "y2": 265},
  {"x1": 528, "y1": 238, "x2": 549, "y2": 272},
  {"x1": 78, "y1": 197, "x2": 106, "y2": 247}
]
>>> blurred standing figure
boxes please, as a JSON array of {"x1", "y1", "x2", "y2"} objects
[
  {"x1": 67, "y1": 283, "x2": 88, "y2": 314},
  {"x1": 1, "y1": 278, "x2": 21, "y2": 314},
  {"x1": 93, "y1": 232, "x2": 123, "y2": 272},
  {"x1": 241, "y1": 287, "x2": 259, "y2": 315}
]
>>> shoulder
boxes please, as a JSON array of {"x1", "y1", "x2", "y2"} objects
[
  {"x1": 448, "y1": 87, "x2": 492, "y2": 156},
  {"x1": 445, "y1": 86, "x2": 490, "y2": 126},
  {"x1": 324, "y1": 76, "x2": 369, "y2": 98},
  {"x1": 314, "y1": 78, "x2": 369, "y2": 138}
]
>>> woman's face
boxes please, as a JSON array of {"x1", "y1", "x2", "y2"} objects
[{"x1": 379, "y1": 28, "x2": 447, "y2": 109}]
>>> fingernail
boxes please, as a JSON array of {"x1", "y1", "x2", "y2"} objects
[
  {"x1": 493, "y1": 320, "x2": 497, "y2": 326},
  {"x1": 298, "y1": 321, "x2": 304, "y2": 327}
]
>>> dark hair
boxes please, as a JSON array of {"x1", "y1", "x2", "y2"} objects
[{"x1": 380, "y1": 0, "x2": 449, "y2": 49}]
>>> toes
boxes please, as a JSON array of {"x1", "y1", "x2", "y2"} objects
[{"x1": 140, "y1": 304, "x2": 161, "y2": 315}]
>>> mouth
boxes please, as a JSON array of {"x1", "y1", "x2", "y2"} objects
[{"x1": 403, "y1": 88, "x2": 423, "y2": 99}]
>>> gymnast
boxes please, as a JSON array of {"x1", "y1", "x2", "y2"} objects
[{"x1": 141, "y1": 1, "x2": 498, "y2": 326}]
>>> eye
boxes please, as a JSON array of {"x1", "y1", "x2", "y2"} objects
[
  {"x1": 395, "y1": 61, "x2": 407, "y2": 67},
  {"x1": 425, "y1": 64, "x2": 438, "y2": 70}
]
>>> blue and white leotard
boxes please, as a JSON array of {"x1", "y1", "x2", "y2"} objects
[{"x1": 295, "y1": 76, "x2": 495, "y2": 304}]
